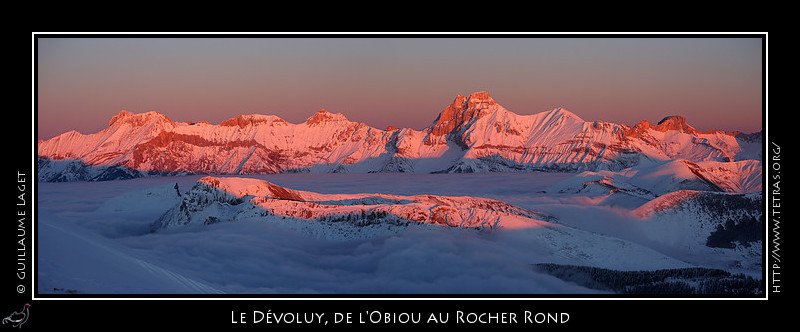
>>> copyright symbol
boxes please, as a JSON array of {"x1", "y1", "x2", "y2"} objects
[{"x1": 16, "y1": 285, "x2": 25, "y2": 293}]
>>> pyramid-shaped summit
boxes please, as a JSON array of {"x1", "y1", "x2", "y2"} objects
[{"x1": 430, "y1": 91, "x2": 507, "y2": 135}]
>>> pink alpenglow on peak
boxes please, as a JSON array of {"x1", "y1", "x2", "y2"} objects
[
  {"x1": 108, "y1": 110, "x2": 134, "y2": 126},
  {"x1": 429, "y1": 91, "x2": 507, "y2": 136},
  {"x1": 305, "y1": 109, "x2": 350, "y2": 126},
  {"x1": 464, "y1": 91, "x2": 497, "y2": 107},
  {"x1": 37, "y1": 91, "x2": 762, "y2": 181}
]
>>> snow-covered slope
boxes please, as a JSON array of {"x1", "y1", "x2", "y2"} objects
[
  {"x1": 38, "y1": 111, "x2": 176, "y2": 166},
  {"x1": 38, "y1": 211, "x2": 223, "y2": 294},
  {"x1": 38, "y1": 91, "x2": 761, "y2": 181},
  {"x1": 631, "y1": 190, "x2": 762, "y2": 273},
  {"x1": 548, "y1": 159, "x2": 762, "y2": 197}
]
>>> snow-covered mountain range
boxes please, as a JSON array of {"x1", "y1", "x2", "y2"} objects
[{"x1": 37, "y1": 91, "x2": 762, "y2": 183}]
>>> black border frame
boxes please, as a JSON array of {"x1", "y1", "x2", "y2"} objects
[{"x1": 19, "y1": 32, "x2": 775, "y2": 329}]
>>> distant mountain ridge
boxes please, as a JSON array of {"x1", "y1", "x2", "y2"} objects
[
  {"x1": 152, "y1": 176, "x2": 554, "y2": 232},
  {"x1": 37, "y1": 91, "x2": 762, "y2": 181}
]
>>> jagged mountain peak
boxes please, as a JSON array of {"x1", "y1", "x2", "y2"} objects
[
  {"x1": 627, "y1": 115, "x2": 704, "y2": 137},
  {"x1": 656, "y1": 115, "x2": 695, "y2": 132},
  {"x1": 430, "y1": 91, "x2": 508, "y2": 135},
  {"x1": 657, "y1": 115, "x2": 685, "y2": 125},
  {"x1": 448, "y1": 91, "x2": 496, "y2": 105},
  {"x1": 109, "y1": 110, "x2": 134, "y2": 126},
  {"x1": 465, "y1": 91, "x2": 497, "y2": 106}
]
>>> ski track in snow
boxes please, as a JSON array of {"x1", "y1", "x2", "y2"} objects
[{"x1": 38, "y1": 211, "x2": 224, "y2": 294}]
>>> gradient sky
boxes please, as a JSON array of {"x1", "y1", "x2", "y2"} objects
[{"x1": 36, "y1": 35, "x2": 763, "y2": 140}]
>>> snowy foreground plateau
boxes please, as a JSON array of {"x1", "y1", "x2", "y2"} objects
[{"x1": 37, "y1": 172, "x2": 762, "y2": 295}]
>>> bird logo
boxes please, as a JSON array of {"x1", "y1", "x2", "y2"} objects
[{"x1": 1, "y1": 303, "x2": 29, "y2": 328}]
